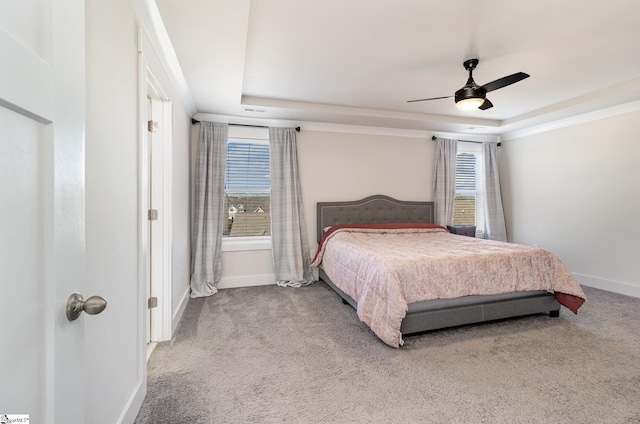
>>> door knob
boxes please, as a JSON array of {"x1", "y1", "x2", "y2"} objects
[{"x1": 66, "y1": 293, "x2": 107, "y2": 321}]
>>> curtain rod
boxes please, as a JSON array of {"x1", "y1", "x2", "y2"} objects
[
  {"x1": 191, "y1": 118, "x2": 300, "y2": 132},
  {"x1": 431, "y1": 135, "x2": 500, "y2": 147}
]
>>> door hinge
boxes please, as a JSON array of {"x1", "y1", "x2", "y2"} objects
[
  {"x1": 148, "y1": 120, "x2": 158, "y2": 133},
  {"x1": 148, "y1": 297, "x2": 158, "y2": 309},
  {"x1": 148, "y1": 209, "x2": 158, "y2": 221}
]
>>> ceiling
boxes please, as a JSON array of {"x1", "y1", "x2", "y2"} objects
[{"x1": 153, "y1": 0, "x2": 640, "y2": 138}]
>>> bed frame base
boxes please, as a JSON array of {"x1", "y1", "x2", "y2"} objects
[
  {"x1": 400, "y1": 294, "x2": 560, "y2": 335},
  {"x1": 319, "y1": 269, "x2": 561, "y2": 336}
]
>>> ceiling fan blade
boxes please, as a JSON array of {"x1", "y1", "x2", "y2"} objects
[
  {"x1": 481, "y1": 72, "x2": 529, "y2": 93},
  {"x1": 407, "y1": 95, "x2": 452, "y2": 103},
  {"x1": 478, "y1": 98, "x2": 493, "y2": 110}
]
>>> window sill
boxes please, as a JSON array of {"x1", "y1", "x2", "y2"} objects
[{"x1": 221, "y1": 236, "x2": 272, "y2": 252}]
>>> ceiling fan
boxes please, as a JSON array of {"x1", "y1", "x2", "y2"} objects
[{"x1": 408, "y1": 58, "x2": 529, "y2": 111}]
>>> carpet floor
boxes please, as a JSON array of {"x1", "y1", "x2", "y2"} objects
[{"x1": 134, "y1": 284, "x2": 640, "y2": 423}]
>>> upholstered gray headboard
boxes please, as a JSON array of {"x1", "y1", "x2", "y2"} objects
[{"x1": 316, "y1": 195, "x2": 435, "y2": 242}]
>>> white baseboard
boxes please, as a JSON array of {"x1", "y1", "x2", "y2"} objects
[
  {"x1": 217, "y1": 273, "x2": 276, "y2": 289},
  {"x1": 172, "y1": 287, "x2": 190, "y2": 336},
  {"x1": 574, "y1": 272, "x2": 640, "y2": 298},
  {"x1": 117, "y1": 380, "x2": 146, "y2": 424}
]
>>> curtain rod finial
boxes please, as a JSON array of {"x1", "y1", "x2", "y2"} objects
[
  {"x1": 295, "y1": 127, "x2": 300, "y2": 132},
  {"x1": 191, "y1": 118, "x2": 200, "y2": 125},
  {"x1": 431, "y1": 135, "x2": 437, "y2": 141}
]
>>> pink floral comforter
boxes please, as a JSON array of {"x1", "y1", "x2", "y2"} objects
[{"x1": 311, "y1": 224, "x2": 586, "y2": 348}]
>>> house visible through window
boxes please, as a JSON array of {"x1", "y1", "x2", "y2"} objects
[
  {"x1": 224, "y1": 137, "x2": 270, "y2": 237},
  {"x1": 453, "y1": 142, "x2": 485, "y2": 237}
]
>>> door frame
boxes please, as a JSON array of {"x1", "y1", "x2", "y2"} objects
[
  {"x1": 138, "y1": 27, "x2": 173, "y2": 345},
  {"x1": 148, "y1": 93, "x2": 173, "y2": 343}
]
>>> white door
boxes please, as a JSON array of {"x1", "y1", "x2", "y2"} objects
[{"x1": 0, "y1": 1, "x2": 92, "y2": 423}]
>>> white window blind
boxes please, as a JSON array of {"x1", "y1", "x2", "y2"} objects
[
  {"x1": 224, "y1": 138, "x2": 271, "y2": 237},
  {"x1": 453, "y1": 142, "x2": 485, "y2": 237}
]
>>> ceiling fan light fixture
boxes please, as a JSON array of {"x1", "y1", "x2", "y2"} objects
[
  {"x1": 406, "y1": 58, "x2": 528, "y2": 111},
  {"x1": 456, "y1": 97, "x2": 485, "y2": 111}
]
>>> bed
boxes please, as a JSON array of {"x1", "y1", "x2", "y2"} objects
[{"x1": 311, "y1": 195, "x2": 586, "y2": 347}]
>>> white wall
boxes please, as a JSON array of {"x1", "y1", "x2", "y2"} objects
[
  {"x1": 85, "y1": 0, "x2": 192, "y2": 421},
  {"x1": 85, "y1": 0, "x2": 140, "y2": 421},
  {"x1": 297, "y1": 130, "x2": 435, "y2": 250},
  {"x1": 500, "y1": 110, "x2": 640, "y2": 296},
  {"x1": 171, "y1": 101, "x2": 192, "y2": 327}
]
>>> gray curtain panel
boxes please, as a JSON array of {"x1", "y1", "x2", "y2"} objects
[
  {"x1": 483, "y1": 142, "x2": 508, "y2": 241},
  {"x1": 432, "y1": 138, "x2": 458, "y2": 226},
  {"x1": 190, "y1": 121, "x2": 228, "y2": 298},
  {"x1": 269, "y1": 127, "x2": 314, "y2": 287}
]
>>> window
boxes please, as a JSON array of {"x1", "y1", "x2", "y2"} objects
[
  {"x1": 453, "y1": 142, "x2": 485, "y2": 237},
  {"x1": 223, "y1": 132, "x2": 270, "y2": 239}
]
